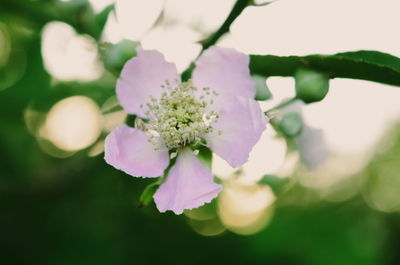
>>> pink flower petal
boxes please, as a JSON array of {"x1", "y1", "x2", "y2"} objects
[
  {"x1": 206, "y1": 96, "x2": 268, "y2": 167},
  {"x1": 192, "y1": 47, "x2": 255, "y2": 105},
  {"x1": 104, "y1": 125, "x2": 169, "y2": 178},
  {"x1": 116, "y1": 48, "x2": 180, "y2": 117},
  {"x1": 154, "y1": 149, "x2": 222, "y2": 214}
]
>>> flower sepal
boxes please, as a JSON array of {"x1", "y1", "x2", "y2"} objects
[{"x1": 138, "y1": 181, "x2": 161, "y2": 208}]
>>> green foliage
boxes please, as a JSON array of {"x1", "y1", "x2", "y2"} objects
[
  {"x1": 0, "y1": 0, "x2": 111, "y2": 40},
  {"x1": 361, "y1": 124, "x2": 400, "y2": 213},
  {"x1": 250, "y1": 50, "x2": 400, "y2": 87},
  {"x1": 94, "y1": 4, "x2": 115, "y2": 33},
  {"x1": 295, "y1": 68, "x2": 329, "y2": 103}
]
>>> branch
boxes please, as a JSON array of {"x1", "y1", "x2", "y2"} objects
[
  {"x1": 181, "y1": 0, "x2": 253, "y2": 80},
  {"x1": 199, "y1": 0, "x2": 251, "y2": 50}
]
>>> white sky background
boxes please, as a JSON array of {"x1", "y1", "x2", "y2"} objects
[
  {"x1": 228, "y1": 0, "x2": 400, "y2": 154},
  {"x1": 230, "y1": 0, "x2": 400, "y2": 57},
  {"x1": 49, "y1": 0, "x2": 400, "y2": 181}
]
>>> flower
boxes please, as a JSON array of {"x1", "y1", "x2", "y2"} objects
[{"x1": 104, "y1": 46, "x2": 268, "y2": 214}]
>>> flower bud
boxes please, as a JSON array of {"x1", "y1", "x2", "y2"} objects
[
  {"x1": 102, "y1": 40, "x2": 139, "y2": 74},
  {"x1": 252, "y1": 75, "x2": 272, "y2": 101},
  {"x1": 258, "y1": 174, "x2": 288, "y2": 195},
  {"x1": 279, "y1": 112, "x2": 303, "y2": 138},
  {"x1": 295, "y1": 68, "x2": 329, "y2": 103}
]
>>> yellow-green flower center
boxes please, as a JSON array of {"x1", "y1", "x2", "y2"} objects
[{"x1": 143, "y1": 80, "x2": 219, "y2": 150}]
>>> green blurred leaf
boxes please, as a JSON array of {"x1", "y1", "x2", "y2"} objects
[
  {"x1": 138, "y1": 182, "x2": 160, "y2": 208},
  {"x1": 278, "y1": 112, "x2": 303, "y2": 138},
  {"x1": 253, "y1": 75, "x2": 272, "y2": 100},
  {"x1": 258, "y1": 174, "x2": 288, "y2": 194},
  {"x1": 250, "y1": 50, "x2": 400, "y2": 87},
  {"x1": 184, "y1": 199, "x2": 217, "y2": 220},
  {"x1": 295, "y1": 68, "x2": 329, "y2": 103},
  {"x1": 94, "y1": 4, "x2": 114, "y2": 31},
  {"x1": 0, "y1": 0, "x2": 111, "y2": 40}
]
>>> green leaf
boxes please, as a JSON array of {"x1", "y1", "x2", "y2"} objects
[
  {"x1": 138, "y1": 182, "x2": 160, "y2": 208},
  {"x1": 253, "y1": 75, "x2": 272, "y2": 100},
  {"x1": 250, "y1": 50, "x2": 400, "y2": 87},
  {"x1": 258, "y1": 174, "x2": 288, "y2": 194},
  {"x1": 94, "y1": 4, "x2": 114, "y2": 31},
  {"x1": 278, "y1": 112, "x2": 303, "y2": 138}
]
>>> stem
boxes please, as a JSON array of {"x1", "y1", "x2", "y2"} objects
[
  {"x1": 264, "y1": 97, "x2": 298, "y2": 115},
  {"x1": 181, "y1": 0, "x2": 252, "y2": 80},
  {"x1": 101, "y1": 105, "x2": 123, "y2": 115},
  {"x1": 199, "y1": 0, "x2": 277, "y2": 50},
  {"x1": 199, "y1": 0, "x2": 251, "y2": 51}
]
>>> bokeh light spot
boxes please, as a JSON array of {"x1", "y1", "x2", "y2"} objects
[
  {"x1": 0, "y1": 23, "x2": 27, "y2": 91},
  {"x1": 188, "y1": 217, "x2": 226, "y2": 237},
  {"x1": 363, "y1": 151, "x2": 400, "y2": 213},
  {"x1": 41, "y1": 22, "x2": 103, "y2": 81},
  {"x1": 0, "y1": 22, "x2": 11, "y2": 68},
  {"x1": 184, "y1": 201, "x2": 217, "y2": 221},
  {"x1": 41, "y1": 96, "x2": 102, "y2": 152},
  {"x1": 218, "y1": 180, "x2": 275, "y2": 235},
  {"x1": 240, "y1": 127, "x2": 287, "y2": 184}
]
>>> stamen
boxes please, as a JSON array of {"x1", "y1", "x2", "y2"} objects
[{"x1": 144, "y1": 80, "x2": 219, "y2": 149}]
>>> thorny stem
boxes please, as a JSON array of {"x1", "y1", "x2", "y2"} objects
[{"x1": 264, "y1": 97, "x2": 298, "y2": 116}]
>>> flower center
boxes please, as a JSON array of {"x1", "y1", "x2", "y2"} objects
[{"x1": 143, "y1": 80, "x2": 219, "y2": 150}]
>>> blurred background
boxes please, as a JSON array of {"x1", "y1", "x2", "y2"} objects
[{"x1": 1, "y1": 0, "x2": 400, "y2": 264}]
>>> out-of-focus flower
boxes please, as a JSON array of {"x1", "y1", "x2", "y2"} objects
[
  {"x1": 104, "y1": 47, "x2": 267, "y2": 214},
  {"x1": 280, "y1": 99, "x2": 329, "y2": 169},
  {"x1": 218, "y1": 177, "x2": 276, "y2": 235}
]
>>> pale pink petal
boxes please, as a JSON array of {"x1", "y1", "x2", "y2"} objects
[
  {"x1": 104, "y1": 125, "x2": 169, "y2": 178},
  {"x1": 206, "y1": 96, "x2": 268, "y2": 168},
  {"x1": 154, "y1": 149, "x2": 222, "y2": 214},
  {"x1": 192, "y1": 47, "x2": 255, "y2": 105},
  {"x1": 116, "y1": 48, "x2": 180, "y2": 117}
]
